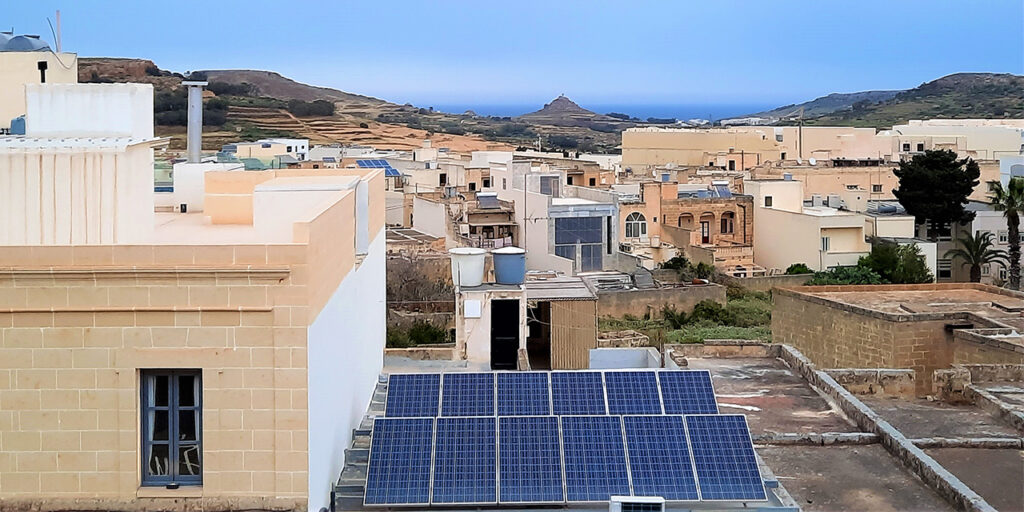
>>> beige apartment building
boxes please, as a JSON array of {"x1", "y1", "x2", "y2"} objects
[
  {"x1": 1, "y1": 80, "x2": 386, "y2": 511},
  {"x1": 622, "y1": 125, "x2": 891, "y2": 173}
]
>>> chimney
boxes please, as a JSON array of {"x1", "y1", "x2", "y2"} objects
[{"x1": 182, "y1": 81, "x2": 207, "y2": 164}]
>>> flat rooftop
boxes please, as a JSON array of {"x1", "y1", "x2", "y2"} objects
[{"x1": 799, "y1": 286, "x2": 1024, "y2": 317}]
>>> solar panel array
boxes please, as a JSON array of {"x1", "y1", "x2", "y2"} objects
[
  {"x1": 356, "y1": 159, "x2": 402, "y2": 177},
  {"x1": 367, "y1": 370, "x2": 767, "y2": 507}
]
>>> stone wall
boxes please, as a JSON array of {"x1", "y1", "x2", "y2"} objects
[
  {"x1": 824, "y1": 369, "x2": 917, "y2": 398},
  {"x1": 716, "y1": 273, "x2": 813, "y2": 293},
  {"x1": 597, "y1": 284, "x2": 725, "y2": 319},
  {"x1": 952, "y1": 330, "x2": 1024, "y2": 365},
  {"x1": 773, "y1": 289, "x2": 955, "y2": 395}
]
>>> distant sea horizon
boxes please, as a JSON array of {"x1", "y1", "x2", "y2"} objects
[{"x1": 424, "y1": 103, "x2": 780, "y2": 121}]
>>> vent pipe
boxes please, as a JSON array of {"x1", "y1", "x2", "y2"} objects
[{"x1": 182, "y1": 81, "x2": 207, "y2": 164}]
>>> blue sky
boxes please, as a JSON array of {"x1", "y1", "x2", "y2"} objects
[{"x1": 6, "y1": 0, "x2": 1023, "y2": 108}]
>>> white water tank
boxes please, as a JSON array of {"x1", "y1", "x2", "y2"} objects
[{"x1": 450, "y1": 247, "x2": 486, "y2": 287}]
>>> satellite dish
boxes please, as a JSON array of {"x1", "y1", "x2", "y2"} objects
[
  {"x1": 809, "y1": 158, "x2": 817, "y2": 166},
  {"x1": 796, "y1": 158, "x2": 803, "y2": 165}
]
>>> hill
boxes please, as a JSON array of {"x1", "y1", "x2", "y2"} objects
[
  {"x1": 740, "y1": 90, "x2": 902, "y2": 120},
  {"x1": 199, "y1": 69, "x2": 388, "y2": 106},
  {"x1": 517, "y1": 95, "x2": 625, "y2": 127},
  {"x1": 806, "y1": 73, "x2": 1024, "y2": 127}
]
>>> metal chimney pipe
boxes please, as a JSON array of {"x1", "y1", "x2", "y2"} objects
[{"x1": 182, "y1": 81, "x2": 207, "y2": 164}]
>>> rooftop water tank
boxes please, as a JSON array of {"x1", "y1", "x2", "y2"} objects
[
  {"x1": 492, "y1": 247, "x2": 526, "y2": 285},
  {"x1": 449, "y1": 247, "x2": 486, "y2": 287}
]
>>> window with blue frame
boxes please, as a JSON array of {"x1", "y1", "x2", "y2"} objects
[
  {"x1": 141, "y1": 370, "x2": 202, "y2": 486},
  {"x1": 554, "y1": 217, "x2": 604, "y2": 271}
]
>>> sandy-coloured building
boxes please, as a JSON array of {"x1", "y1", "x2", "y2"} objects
[
  {"x1": 622, "y1": 126, "x2": 892, "y2": 173},
  {"x1": 0, "y1": 34, "x2": 79, "y2": 129},
  {"x1": 0, "y1": 80, "x2": 385, "y2": 511},
  {"x1": 615, "y1": 181, "x2": 754, "y2": 268}
]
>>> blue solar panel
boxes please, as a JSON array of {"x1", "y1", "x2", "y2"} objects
[
  {"x1": 364, "y1": 418, "x2": 434, "y2": 506},
  {"x1": 551, "y1": 372, "x2": 606, "y2": 415},
  {"x1": 604, "y1": 371, "x2": 663, "y2": 415},
  {"x1": 384, "y1": 167, "x2": 401, "y2": 177},
  {"x1": 498, "y1": 416, "x2": 564, "y2": 504},
  {"x1": 685, "y1": 415, "x2": 767, "y2": 501},
  {"x1": 561, "y1": 416, "x2": 631, "y2": 502},
  {"x1": 659, "y1": 370, "x2": 719, "y2": 414},
  {"x1": 357, "y1": 159, "x2": 391, "y2": 168},
  {"x1": 496, "y1": 372, "x2": 550, "y2": 415},
  {"x1": 385, "y1": 374, "x2": 440, "y2": 417},
  {"x1": 623, "y1": 415, "x2": 700, "y2": 500},
  {"x1": 432, "y1": 417, "x2": 497, "y2": 504},
  {"x1": 441, "y1": 373, "x2": 494, "y2": 416}
]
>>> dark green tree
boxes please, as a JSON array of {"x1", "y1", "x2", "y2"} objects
[
  {"x1": 893, "y1": 150, "x2": 980, "y2": 240},
  {"x1": 989, "y1": 178, "x2": 1024, "y2": 289},
  {"x1": 858, "y1": 240, "x2": 933, "y2": 284},
  {"x1": 944, "y1": 231, "x2": 1008, "y2": 283}
]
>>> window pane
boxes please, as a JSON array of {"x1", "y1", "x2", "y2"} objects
[
  {"x1": 178, "y1": 375, "x2": 197, "y2": 407},
  {"x1": 148, "y1": 410, "x2": 169, "y2": 441},
  {"x1": 179, "y1": 445, "x2": 201, "y2": 476},
  {"x1": 178, "y1": 410, "x2": 198, "y2": 441},
  {"x1": 152, "y1": 375, "x2": 169, "y2": 407},
  {"x1": 555, "y1": 245, "x2": 575, "y2": 261},
  {"x1": 147, "y1": 443, "x2": 170, "y2": 477}
]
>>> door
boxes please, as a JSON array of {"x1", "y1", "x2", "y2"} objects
[
  {"x1": 700, "y1": 221, "x2": 711, "y2": 244},
  {"x1": 491, "y1": 299, "x2": 520, "y2": 370}
]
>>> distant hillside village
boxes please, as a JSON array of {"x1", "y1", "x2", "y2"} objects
[{"x1": 2, "y1": 30, "x2": 1024, "y2": 512}]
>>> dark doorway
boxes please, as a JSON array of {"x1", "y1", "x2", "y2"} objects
[
  {"x1": 491, "y1": 299, "x2": 520, "y2": 369},
  {"x1": 526, "y1": 302, "x2": 552, "y2": 370}
]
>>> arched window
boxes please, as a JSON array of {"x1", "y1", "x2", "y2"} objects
[
  {"x1": 678, "y1": 213, "x2": 694, "y2": 229},
  {"x1": 720, "y1": 211, "x2": 735, "y2": 234},
  {"x1": 625, "y1": 212, "x2": 647, "y2": 239}
]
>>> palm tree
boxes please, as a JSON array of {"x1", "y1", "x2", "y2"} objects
[
  {"x1": 944, "y1": 231, "x2": 1007, "y2": 283},
  {"x1": 989, "y1": 178, "x2": 1024, "y2": 289}
]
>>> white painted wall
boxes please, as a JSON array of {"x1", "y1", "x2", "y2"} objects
[
  {"x1": 589, "y1": 347, "x2": 661, "y2": 369},
  {"x1": 307, "y1": 231, "x2": 386, "y2": 512},
  {"x1": 25, "y1": 83, "x2": 154, "y2": 139},
  {"x1": 412, "y1": 196, "x2": 449, "y2": 239},
  {"x1": 172, "y1": 162, "x2": 244, "y2": 212},
  {"x1": 0, "y1": 140, "x2": 155, "y2": 245},
  {"x1": 455, "y1": 289, "x2": 527, "y2": 365}
]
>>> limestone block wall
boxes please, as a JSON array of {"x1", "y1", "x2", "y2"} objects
[
  {"x1": 772, "y1": 289, "x2": 955, "y2": 395},
  {"x1": 0, "y1": 245, "x2": 312, "y2": 509}
]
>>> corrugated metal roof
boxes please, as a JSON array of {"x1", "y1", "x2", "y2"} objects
[{"x1": 526, "y1": 277, "x2": 596, "y2": 301}]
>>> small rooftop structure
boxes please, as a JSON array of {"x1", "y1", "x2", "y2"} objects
[{"x1": 0, "y1": 33, "x2": 51, "y2": 52}]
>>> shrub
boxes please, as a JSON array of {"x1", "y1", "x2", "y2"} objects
[
  {"x1": 661, "y1": 305, "x2": 687, "y2": 329},
  {"x1": 286, "y1": 99, "x2": 335, "y2": 117},
  {"x1": 144, "y1": 65, "x2": 161, "y2": 76},
  {"x1": 688, "y1": 300, "x2": 734, "y2": 325},
  {"x1": 859, "y1": 241, "x2": 933, "y2": 284},
  {"x1": 785, "y1": 263, "x2": 813, "y2": 275},
  {"x1": 359, "y1": 122, "x2": 369, "y2": 129},
  {"x1": 806, "y1": 266, "x2": 883, "y2": 285}
]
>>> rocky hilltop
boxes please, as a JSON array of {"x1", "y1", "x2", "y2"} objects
[{"x1": 517, "y1": 95, "x2": 623, "y2": 127}]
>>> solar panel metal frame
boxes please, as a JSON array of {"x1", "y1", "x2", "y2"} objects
[
  {"x1": 440, "y1": 372, "x2": 495, "y2": 417},
  {"x1": 550, "y1": 371, "x2": 608, "y2": 416},
  {"x1": 495, "y1": 371, "x2": 552, "y2": 416},
  {"x1": 497, "y1": 415, "x2": 566, "y2": 505},
  {"x1": 683, "y1": 414, "x2": 768, "y2": 503},
  {"x1": 384, "y1": 373, "x2": 441, "y2": 418},
  {"x1": 622, "y1": 415, "x2": 702, "y2": 502},
  {"x1": 603, "y1": 370, "x2": 665, "y2": 415},
  {"x1": 363, "y1": 417, "x2": 436, "y2": 507},
  {"x1": 430, "y1": 416, "x2": 498, "y2": 506},
  {"x1": 559, "y1": 415, "x2": 633, "y2": 503},
  {"x1": 657, "y1": 369, "x2": 720, "y2": 415}
]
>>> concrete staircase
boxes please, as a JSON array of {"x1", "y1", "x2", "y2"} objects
[{"x1": 334, "y1": 376, "x2": 388, "y2": 511}]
